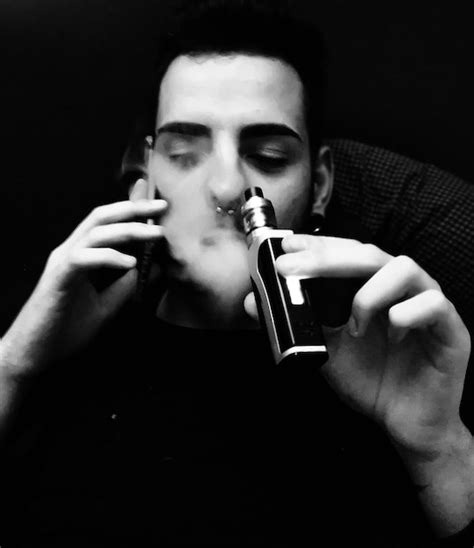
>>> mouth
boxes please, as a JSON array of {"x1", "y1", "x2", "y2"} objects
[
  {"x1": 151, "y1": 205, "x2": 247, "y2": 265},
  {"x1": 215, "y1": 207, "x2": 244, "y2": 231}
]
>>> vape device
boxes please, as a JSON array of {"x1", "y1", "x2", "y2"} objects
[
  {"x1": 241, "y1": 187, "x2": 328, "y2": 367},
  {"x1": 135, "y1": 135, "x2": 156, "y2": 302},
  {"x1": 120, "y1": 135, "x2": 169, "y2": 310}
]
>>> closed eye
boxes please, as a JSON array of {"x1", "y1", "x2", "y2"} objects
[
  {"x1": 168, "y1": 151, "x2": 199, "y2": 169},
  {"x1": 246, "y1": 152, "x2": 289, "y2": 173}
]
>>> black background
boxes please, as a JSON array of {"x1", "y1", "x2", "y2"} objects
[{"x1": 1, "y1": 0, "x2": 473, "y2": 327}]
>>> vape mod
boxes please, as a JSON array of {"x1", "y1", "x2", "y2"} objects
[{"x1": 241, "y1": 187, "x2": 328, "y2": 367}]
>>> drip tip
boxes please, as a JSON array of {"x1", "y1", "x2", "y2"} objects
[
  {"x1": 241, "y1": 186, "x2": 277, "y2": 239},
  {"x1": 244, "y1": 187, "x2": 264, "y2": 200}
]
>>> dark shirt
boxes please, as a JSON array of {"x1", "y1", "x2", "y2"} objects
[
  {"x1": 0, "y1": 310, "x2": 437, "y2": 547},
  {"x1": 0, "y1": 203, "x2": 436, "y2": 547},
  {"x1": 2, "y1": 140, "x2": 474, "y2": 547}
]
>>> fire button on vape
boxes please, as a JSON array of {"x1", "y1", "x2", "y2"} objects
[{"x1": 286, "y1": 276, "x2": 304, "y2": 305}]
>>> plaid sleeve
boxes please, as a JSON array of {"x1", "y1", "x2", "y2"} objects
[
  {"x1": 328, "y1": 138, "x2": 474, "y2": 336},
  {"x1": 328, "y1": 138, "x2": 474, "y2": 423}
]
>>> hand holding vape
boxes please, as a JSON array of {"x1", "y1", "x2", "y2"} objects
[{"x1": 241, "y1": 187, "x2": 328, "y2": 367}]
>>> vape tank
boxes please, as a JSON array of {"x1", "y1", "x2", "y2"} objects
[{"x1": 241, "y1": 187, "x2": 328, "y2": 367}]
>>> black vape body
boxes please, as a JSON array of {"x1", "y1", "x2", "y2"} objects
[{"x1": 242, "y1": 188, "x2": 328, "y2": 367}]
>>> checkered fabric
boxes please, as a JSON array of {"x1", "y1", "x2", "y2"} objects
[
  {"x1": 326, "y1": 139, "x2": 474, "y2": 423},
  {"x1": 327, "y1": 138, "x2": 474, "y2": 337}
]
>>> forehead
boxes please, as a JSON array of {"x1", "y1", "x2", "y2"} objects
[{"x1": 156, "y1": 54, "x2": 306, "y2": 134}]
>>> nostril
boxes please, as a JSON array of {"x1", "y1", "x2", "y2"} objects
[{"x1": 208, "y1": 156, "x2": 247, "y2": 206}]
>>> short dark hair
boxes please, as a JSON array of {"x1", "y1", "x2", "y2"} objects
[{"x1": 121, "y1": 0, "x2": 328, "y2": 185}]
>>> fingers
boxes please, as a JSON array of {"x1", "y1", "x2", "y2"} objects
[
  {"x1": 347, "y1": 256, "x2": 470, "y2": 361},
  {"x1": 68, "y1": 199, "x2": 167, "y2": 244},
  {"x1": 388, "y1": 289, "x2": 470, "y2": 354},
  {"x1": 275, "y1": 235, "x2": 468, "y2": 353},
  {"x1": 48, "y1": 197, "x2": 168, "y2": 282},
  {"x1": 350, "y1": 255, "x2": 441, "y2": 337},
  {"x1": 277, "y1": 235, "x2": 392, "y2": 279},
  {"x1": 68, "y1": 248, "x2": 138, "y2": 271},
  {"x1": 82, "y1": 222, "x2": 164, "y2": 248}
]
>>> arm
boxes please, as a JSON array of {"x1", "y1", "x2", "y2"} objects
[
  {"x1": 0, "y1": 347, "x2": 23, "y2": 439},
  {"x1": 253, "y1": 234, "x2": 473, "y2": 538},
  {"x1": 0, "y1": 197, "x2": 167, "y2": 439},
  {"x1": 395, "y1": 422, "x2": 474, "y2": 538}
]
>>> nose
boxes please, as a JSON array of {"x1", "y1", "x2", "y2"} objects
[{"x1": 206, "y1": 134, "x2": 247, "y2": 211}]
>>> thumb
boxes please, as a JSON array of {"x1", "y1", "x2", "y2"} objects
[
  {"x1": 101, "y1": 268, "x2": 138, "y2": 316},
  {"x1": 243, "y1": 291, "x2": 260, "y2": 323}
]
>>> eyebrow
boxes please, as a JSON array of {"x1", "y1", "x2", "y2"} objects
[
  {"x1": 155, "y1": 122, "x2": 302, "y2": 142},
  {"x1": 156, "y1": 122, "x2": 210, "y2": 138},
  {"x1": 240, "y1": 124, "x2": 302, "y2": 142}
]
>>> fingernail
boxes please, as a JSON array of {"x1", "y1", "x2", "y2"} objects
[
  {"x1": 124, "y1": 256, "x2": 137, "y2": 267},
  {"x1": 275, "y1": 254, "x2": 296, "y2": 275},
  {"x1": 348, "y1": 315, "x2": 359, "y2": 337},
  {"x1": 284, "y1": 234, "x2": 309, "y2": 251}
]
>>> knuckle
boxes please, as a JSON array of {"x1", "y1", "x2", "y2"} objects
[
  {"x1": 67, "y1": 248, "x2": 83, "y2": 267},
  {"x1": 432, "y1": 278, "x2": 442, "y2": 292},
  {"x1": 48, "y1": 246, "x2": 61, "y2": 262},
  {"x1": 89, "y1": 205, "x2": 106, "y2": 222},
  {"x1": 86, "y1": 225, "x2": 104, "y2": 242},
  {"x1": 352, "y1": 291, "x2": 372, "y2": 315},
  {"x1": 392, "y1": 254, "x2": 418, "y2": 275},
  {"x1": 426, "y1": 289, "x2": 449, "y2": 313},
  {"x1": 46, "y1": 245, "x2": 67, "y2": 268},
  {"x1": 361, "y1": 243, "x2": 381, "y2": 261}
]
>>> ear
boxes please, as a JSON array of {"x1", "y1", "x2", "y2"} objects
[
  {"x1": 311, "y1": 145, "x2": 334, "y2": 216},
  {"x1": 128, "y1": 178, "x2": 149, "y2": 202}
]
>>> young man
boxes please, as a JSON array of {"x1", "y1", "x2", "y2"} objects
[{"x1": 0, "y1": 1, "x2": 473, "y2": 546}]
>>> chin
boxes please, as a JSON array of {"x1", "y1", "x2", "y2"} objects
[
  {"x1": 160, "y1": 262, "x2": 253, "y2": 330},
  {"x1": 157, "y1": 235, "x2": 258, "y2": 329}
]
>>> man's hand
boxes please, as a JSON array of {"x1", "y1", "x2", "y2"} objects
[
  {"x1": 244, "y1": 234, "x2": 473, "y2": 535},
  {"x1": 247, "y1": 234, "x2": 470, "y2": 452},
  {"x1": 0, "y1": 198, "x2": 167, "y2": 378}
]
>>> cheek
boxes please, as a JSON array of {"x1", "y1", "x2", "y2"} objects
[
  {"x1": 151, "y1": 159, "x2": 207, "y2": 211},
  {"x1": 279, "y1": 197, "x2": 310, "y2": 230},
  {"x1": 153, "y1": 181, "x2": 213, "y2": 243},
  {"x1": 150, "y1": 159, "x2": 181, "y2": 200},
  {"x1": 268, "y1": 181, "x2": 312, "y2": 231}
]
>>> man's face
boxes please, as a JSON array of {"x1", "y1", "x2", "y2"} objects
[{"x1": 150, "y1": 53, "x2": 314, "y2": 313}]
